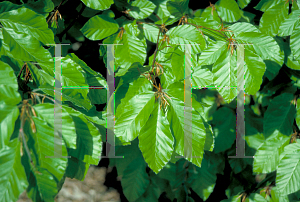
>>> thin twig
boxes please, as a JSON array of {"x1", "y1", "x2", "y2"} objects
[
  {"x1": 32, "y1": 92, "x2": 55, "y2": 103},
  {"x1": 57, "y1": 1, "x2": 85, "y2": 41},
  {"x1": 46, "y1": 0, "x2": 66, "y2": 23},
  {"x1": 185, "y1": 22, "x2": 228, "y2": 38},
  {"x1": 17, "y1": 63, "x2": 27, "y2": 78}
]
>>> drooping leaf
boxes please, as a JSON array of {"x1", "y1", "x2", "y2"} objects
[
  {"x1": 27, "y1": 116, "x2": 68, "y2": 182},
  {"x1": 244, "y1": 48, "x2": 266, "y2": 95},
  {"x1": 114, "y1": 91, "x2": 155, "y2": 142},
  {"x1": 0, "y1": 139, "x2": 28, "y2": 202},
  {"x1": 166, "y1": 82, "x2": 207, "y2": 167},
  {"x1": 138, "y1": 102, "x2": 174, "y2": 174},
  {"x1": 212, "y1": 50, "x2": 237, "y2": 103},
  {"x1": 121, "y1": 155, "x2": 150, "y2": 201}
]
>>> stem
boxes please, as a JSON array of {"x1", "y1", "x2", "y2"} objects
[
  {"x1": 46, "y1": 0, "x2": 66, "y2": 23},
  {"x1": 185, "y1": 22, "x2": 228, "y2": 38},
  {"x1": 32, "y1": 92, "x2": 55, "y2": 103}
]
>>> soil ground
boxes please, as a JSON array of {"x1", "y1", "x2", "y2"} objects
[{"x1": 17, "y1": 166, "x2": 121, "y2": 202}]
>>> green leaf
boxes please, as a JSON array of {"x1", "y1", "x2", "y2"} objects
[
  {"x1": 167, "y1": 24, "x2": 206, "y2": 54},
  {"x1": 228, "y1": 22, "x2": 260, "y2": 36},
  {"x1": 148, "y1": 0, "x2": 177, "y2": 25},
  {"x1": 212, "y1": 50, "x2": 237, "y2": 103},
  {"x1": 0, "y1": 104, "x2": 19, "y2": 149},
  {"x1": 2, "y1": 28, "x2": 54, "y2": 66},
  {"x1": 211, "y1": 107, "x2": 236, "y2": 153},
  {"x1": 235, "y1": 32, "x2": 284, "y2": 79},
  {"x1": 263, "y1": 93, "x2": 296, "y2": 139},
  {"x1": 201, "y1": 6, "x2": 221, "y2": 23},
  {"x1": 0, "y1": 139, "x2": 28, "y2": 202},
  {"x1": 0, "y1": 84, "x2": 21, "y2": 106},
  {"x1": 198, "y1": 40, "x2": 227, "y2": 66},
  {"x1": 80, "y1": 14, "x2": 119, "y2": 41},
  {"x1": 112, "y1": 139, "x2": 142, "y2": 176},
  {"x1": 62, "y1": 105, "x2": 103, "y2": 165},
  {"x1": 259, "y1": 1, "x2": 289, "y2": 37},
  {"x1": 188, "y1": 17, "x2": 221, "y2": 30},
  {"x1": 254, "y1": 0, "x2": 284, "y2": 12},
  {"x1": 116, "y1": 77, "x2": 153, "y2": 119},
  {"x1": 192, "y1": 65, "x2": 213, "y2": 88},
  {"x1": 290, "y1": 24, "x2": 300, "y2": 61},
  {"x1": 24, "y1": 0, "x2": 54, "y2": 16},
  {"x1": 138, "y1": 102, "x2": 174, "y2": 174},
  {"x1": 276, "y1": 143, "x2": 300, "y2": 196},
  {"x1": 121, "y1": 155, "x2": 150, "y2": 201},
  {"x1": 64, "y1": 156, "x2": 90, "y2": 181},
  {"x1": 141, "y1": 23, "x2": 162, "y2": 43},
  {"x1": 32, "y1": 103, "x2": 77, "y2": 150},
  {"x1": 128, "y1": 0, "x2": 156, "y2": 20},
  {"x1": 0, "y1": 1, "x2": 21, "y2": 14},
  {"x1": 80, "y1": 0, "x2": 114, "y2": 10},
  {"x1": 61, "y1": 55, "x2": 90, "y2": 100},
  {"x1": 278, "y1": 9, "x2": 300, "y2": 36},
  {"x1": 0, "y1": 7, "x2": 55, "y2": 45},
  {"x1": 104, "y1": 32, "x2": 147, "y2": 73},
  {"x1": 27, "y1": 116, "x2": 68, "y2": 182},
  {"x1": 296, "y1": 98, "x2": 300, "y2": 130},
  {"x1": 115, "y1": 91, "x2": 155, "y2": 142},
  {"x1": 190, "y1": 153, "x2": 218, "y2": 200},
  {"x1": 253, "y1": 133, "x2": 290, "y2": 174},
  {"x1": 166, "y1": 0, "x2": 189, "y2": 18},
  {"x1": 239, "y1": 10, "x2": 256, "y2": 23},
  {"x1": 27, "y1": 166, "x2": 59, "y2": 202},
  {"x1": 237, "y1": 0, "x2": 251, "y2": 9},
  {"x1": 244, "y1": 48, "x2": 266, "y2": 95},
  {"x1": 166, "y1": 82, "x2": 207, "y2": 167},
  {"x1": 0, "y1": 61, "x2": 18, "y2": 89},
  {"x1": 246, "y1": 193, "x2": 268, "y2": 202},
  {"x1": 215, "y1": 0, "x2": 242, "y2": 23}
]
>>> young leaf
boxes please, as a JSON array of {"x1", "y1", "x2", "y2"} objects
[
  {"x1": 138, "y1": 102, "x2": 174, "y2": 174},
  {"x1": 215, "y1": 0, "x2": 242, "y2": 23}
]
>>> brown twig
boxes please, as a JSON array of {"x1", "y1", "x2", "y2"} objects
[{"x1": 46, "y1": 0, "x2": 66, "y2": 23}]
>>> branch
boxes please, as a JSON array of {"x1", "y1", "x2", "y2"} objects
[{"x1": 185, "y1": 22, "x2": 228, "y2": 38}]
